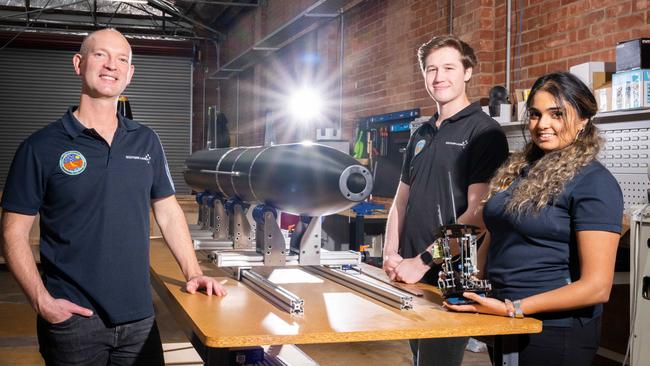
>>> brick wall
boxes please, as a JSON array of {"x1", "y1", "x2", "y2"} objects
[
  {"x1": 198, "y1": 0, "x2": 650, "y2": 149},
  {"x1": 342, "y1": 0, "x2": 434, "y2": 134},
  {"x1": 221, "y1": 8, "x2": 258, "y2": 62},
  {"x1": 337, "y1": 0, "x2": 501, "y2": 139},
  {"x1": 505, "y1": 0, "x2": 649, "y2": 90}
]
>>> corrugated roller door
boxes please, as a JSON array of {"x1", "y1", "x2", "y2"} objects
[{"x1": 0, "y1": 48, "x2": 191, "y2": 193}]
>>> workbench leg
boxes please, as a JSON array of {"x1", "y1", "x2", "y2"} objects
[
  {"x1": 352, "y1": 214, "x2": 365, "y2": 251},
  {"x1": 190, "y1": 333, "x2": 229, "y2": 366},
  {"x1": 494, "y1": 335, "x2": 519, "y2": 366}
]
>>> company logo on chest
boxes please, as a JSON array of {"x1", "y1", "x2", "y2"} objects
[
  {"x1": 59, "y1": 151, "x2": 87, "y2": 175},
  {"x1": 125, "y1": 154, "x2": 151, "y2": 164},
  {"x1": 414, "y1": 139, "x2": 426, "y2": 156},
  {"x1": 445, "y1": 139, "x2": 468, "y2": 148}
]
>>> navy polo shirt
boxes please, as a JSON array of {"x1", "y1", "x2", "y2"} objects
[
  {"x1": 399, "y1": 102, "x2": 509, "y2": 283},
  {"x1": 484, "y1": 160, "x2": 623, "y2": 326},
  {"x1": 1, "y1": 107, "x2": 175, "y2": 325}
]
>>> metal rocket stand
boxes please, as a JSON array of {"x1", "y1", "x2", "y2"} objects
[
  {"x1": 190, "y1": 199, "x2": 413, "y2": 315},
  {"x1": 190, "y1": 194, "x2": 239, "y2": 250}
]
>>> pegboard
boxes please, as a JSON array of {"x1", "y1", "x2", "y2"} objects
[
  {"x1": 501, "y1": 111, "x2": 650, "y2": 209},
  {"x1": 597, "y1": 120, "x2": 650, "y2": 208}
]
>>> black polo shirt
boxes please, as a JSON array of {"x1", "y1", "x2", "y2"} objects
[
  {"x1": 399, "y1": 102, "x2": 508, "y2": 282},
  {"x1": 1, "y1": 107, "x2": 175, "y2": 324},
  {"x1": 484, "y1": 161, "x2": 623, "y2": 326}
]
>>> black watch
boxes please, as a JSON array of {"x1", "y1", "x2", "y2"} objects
[{"x1": 419, "y1": 250, "x2": 435, "y2": 267}]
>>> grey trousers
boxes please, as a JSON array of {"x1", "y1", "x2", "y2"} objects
[{"x1": 409, "y1": 337, "x2": 469, "y2": 366}]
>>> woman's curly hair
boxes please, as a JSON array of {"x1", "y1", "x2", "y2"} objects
[{"x1": 485, "y1": 72, "x2": 601, "y2": 214}]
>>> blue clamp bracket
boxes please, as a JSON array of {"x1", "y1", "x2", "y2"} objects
[
  {"x1": 224, "y1": 198, "x2": 247, "y2": 213},
  {"x1": 206, "y1": 194, "x2": 220, "y2": 207},
  {"x1": 351, "y1": 202, "x2": 384, "y2": 216},
  {"x1": 252, "y1": 205, "x2": 278, "y2": 224},
  {"x1": 195, "y1": 192, "x2": 206, "y2": 205}
]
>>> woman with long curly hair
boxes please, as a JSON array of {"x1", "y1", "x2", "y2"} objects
[{"x1": 445, "y1": 72, "x2": 623, "y2": 365}]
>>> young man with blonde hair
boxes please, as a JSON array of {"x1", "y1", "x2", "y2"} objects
[{"x1": 383, "y1": 35, "x2": 508, "y2": 366}]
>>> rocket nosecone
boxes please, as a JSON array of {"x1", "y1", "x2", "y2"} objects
[{"x1": 184, "y1": 142, "x2": 373, "y2": 217}]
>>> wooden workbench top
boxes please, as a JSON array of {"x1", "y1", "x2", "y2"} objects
[{"x1": 150, "y1": 239, "x2": 541, "y2": 349}]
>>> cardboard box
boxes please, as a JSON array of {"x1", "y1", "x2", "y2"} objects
[
  {"x1": 516, "y1": 101, "x2": 527, "y2": 122},
  {"x1": 513, "y1": 89, "x2": 531, "y2": 103},
  {"x1": 616, "y1": 38, "x2": 650, "y2": 72},
  {"x1": 612, "y1": 69, "x2": 650, "y2": 110},
  {"x1": 594, "y1": 82, "x2": 612, "y2": 112},
  {"x1": 570, "y1": 62, "x2": 616, "y2": 90},
  {"x1": 592, "y1": 71, "x2": 612, "y2": 90}
]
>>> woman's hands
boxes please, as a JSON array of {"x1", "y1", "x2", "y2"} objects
[{"x1": 443, "y1": 292, "x2": 512, "y2": 317}]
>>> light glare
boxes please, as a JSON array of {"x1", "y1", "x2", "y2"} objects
[{"x1": 288, "y1": 88, "x2": 322, "y2": 121}]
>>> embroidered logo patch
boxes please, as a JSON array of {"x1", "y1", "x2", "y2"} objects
[
  {"x1": 59, "y1": 151, "x2": 87, "y2": 175},
  {"x1": 414, "y1": 139, "x2": 426, "y2": 156}
]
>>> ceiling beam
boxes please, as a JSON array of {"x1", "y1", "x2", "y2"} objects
[
  {"x1": 147, "y1": 0, "x2": 223, "y2": 40},
  {"x1": 0, "y1": 0, "x2": 87, "y2": 20},
  {"x1": 177, "y1": 0, "x2": 258, "y2": 6}
]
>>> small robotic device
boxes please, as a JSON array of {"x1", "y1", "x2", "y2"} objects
[
  {"x1": 435, "y1": 224, "x2": 491, "y2": 305},
  {"x1": 433, "y1": 174, "x2": 492, "y2": 305}
]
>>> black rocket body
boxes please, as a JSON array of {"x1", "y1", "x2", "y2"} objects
[{"x1": 184, "y1": 143, "x2": 373, "y2": 217}]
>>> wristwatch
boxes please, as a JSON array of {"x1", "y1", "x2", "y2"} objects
[
  {"x1": 419, "y1": 250, "x2": 435, "y2": 267},
  {"x1": 419, "y1": 246, "x2": 443, "y2": 267},
  {"x1": 513, "y1": 299, "x2": 524, "y2": 318}
]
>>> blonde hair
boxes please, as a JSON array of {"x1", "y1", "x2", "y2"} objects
[{"x1": 485, "y1": 72, "x2": 600, "y2": 214}]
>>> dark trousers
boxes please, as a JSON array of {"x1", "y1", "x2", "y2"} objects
[
  {"x1": 37, "y1": 314, "x2": 164, "y2": 366},
  {"x1": 493, "y1": 317, "x2": 601, "y2": 366}
]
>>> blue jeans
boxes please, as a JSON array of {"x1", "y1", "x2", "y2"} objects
[
  {"x1": 37, "y1": 314, "x2": 164, "y2": 366},
  {"x1": 409, "y1": 337, "x2": 468, "y2": 366}
]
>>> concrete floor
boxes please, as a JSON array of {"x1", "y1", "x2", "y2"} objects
[{"x1": 0, "y1": 268, "x2": 490, "y2": 366}]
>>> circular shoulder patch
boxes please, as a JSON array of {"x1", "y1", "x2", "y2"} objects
[
  {"x1": 414, "y1": 139, "x2": 426, "y2": 156},
  {"x1": 59, "y1": 151, "x2": 87, "y2": 175}
]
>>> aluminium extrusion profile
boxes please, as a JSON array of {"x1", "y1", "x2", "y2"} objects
[
  {"x1": 189, "y1": 229, "x2": 216, "y2": 238},
  {"x1": 240, "y1": 269, "x2": 304, "y2": 315},
  {"x1": 192, "y1": 238, "x2": 234, "y2": 250},
  {"x1": 209, "y1": 251, "x2": 300, "y2": 267},
  {"x1": 318, "y1": 250, "x2": 361, "y2": 266},
  {"x1": 306, "y1": 266, "x2": 413, "y2": 310},
  {"x1": 208, "y1": 249, "x2": 360, "y2": 267}
]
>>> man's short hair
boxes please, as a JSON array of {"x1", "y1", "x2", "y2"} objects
[{"x1": 417, "y1": 35, "x2": 477, "y2": 73}]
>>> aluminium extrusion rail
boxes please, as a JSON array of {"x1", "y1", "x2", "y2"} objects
[
  {"x1": 192, "y1": 238, "x2": 234, "y2": 250},
  {"x1": 208, "y1": 250, "x2": 361, "y2": 267},
  {"x1": 240, "y1": 269, "x2": 304, "y2": 315},
  {"x1": 306, "y1": 266, "x2": 413, "y2": 310}
]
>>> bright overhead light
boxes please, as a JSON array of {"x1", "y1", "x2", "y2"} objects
[{"x1": 288, "y1": 87, "x2": 322, "y2": 121}]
